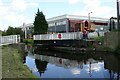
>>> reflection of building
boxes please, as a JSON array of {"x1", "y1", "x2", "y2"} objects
[
  {"x1": 34, "y1": 54, "x2": 100, "y2": 69},
  {"x1": 33, "y1": 53, "x2": 120, "y2": 79},
  {"x1": 25, "y1": 44, "x2": 120, "y2": 79},
  {"x1": 19, "y1": 14, "x2": 109, "y2": 38},
  {"x1": 103, "y1": 54, "x2": 120, "y2": 79},
  {"x1": 33, "y1": 53, "x2": 106, "y2": 78}
]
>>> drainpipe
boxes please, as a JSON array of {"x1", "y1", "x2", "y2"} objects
[{"x1": 117, "y1": 0, "x2": 120, "y2": 30}]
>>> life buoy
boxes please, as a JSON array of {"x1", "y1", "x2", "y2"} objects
[{"x1": 58, "y1": 34, "x2": 62, "y2": 39}]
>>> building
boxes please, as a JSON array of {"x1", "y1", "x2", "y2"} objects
[
  {"x1": 47, "y1": 14, "x2": 109, "y2": 33},
  {"x1": 19, "y1": 14, "x2": 110, "y2": 38}
]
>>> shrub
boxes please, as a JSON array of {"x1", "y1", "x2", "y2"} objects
[
  {"x1": 95, "y1": 36, "x2": 104, "y2": 42},
  {"x1": 23, "y1": 39, "x2": 33, "y2": 44},
  {"x1": 114, "y1": 46, "x2": 120, "y2": 54}
]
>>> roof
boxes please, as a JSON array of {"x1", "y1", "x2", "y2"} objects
[
  {"x1": 18, "y1": 14, "x2": 109, "y2": 28},
  {"x1": 47, "y1": 14, "x2": 109, "y2": 22}
]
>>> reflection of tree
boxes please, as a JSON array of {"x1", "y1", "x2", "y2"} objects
[
  {"x1": 35, "y1": 59, "x2": 48, "y2": 76},
  {"x1": 103, "y1": 54, "x2": 120, "y2": 80},
  {"x1": 89, "y1": 62, "x2": 92, "y2": 77},
  {"x1": 22, "y1": 52, "x2": 27, "y2": 63},
  {"x1": 32, "y1": 45, "x2": 120, "y2": 79},
  {"x1": 18, "y1": 44, "x2": 27, "y2": 64}
]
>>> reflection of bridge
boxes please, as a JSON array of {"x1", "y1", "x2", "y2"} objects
[
  {"x1": 34, "y1": 54, "x2": 99, "y2": 69},
  {"x1": 25, "y1": 45, "x2": 120, "y2": 79},
  {"x1": 31, "y1": 52, "x2": 104, "y2": 77},
  {"x1": 27, "y1": 46, "x2": 102, "y2": 69},
  {"x1": 33, "y1": 52, "x2": 120, "y2": 79}
]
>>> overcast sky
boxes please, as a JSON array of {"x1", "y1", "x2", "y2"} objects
[{"x1": 0, "y1": 0, "x2": 117, "y2": 30}]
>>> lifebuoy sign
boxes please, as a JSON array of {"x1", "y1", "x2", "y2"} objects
[{"x1": 58, "y1": 33, "x2": 62, "y2": 39}]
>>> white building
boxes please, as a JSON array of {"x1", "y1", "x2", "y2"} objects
[{"x1": 19, "y1": 14, "x2": 110, "y2": 38}]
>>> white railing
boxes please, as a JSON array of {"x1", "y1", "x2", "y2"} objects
[
  {"x1": 99, "y1": 31, "x2": 104, "y2": 36},
  {"x1": 34, "y1": 32, "x2": 104, "y2": 41},
  {"x1": 88, "y1": 32, "x2": 98, "y2": 39},
  {"x1": 88, "y1": 31, "x2": 105, "y2": 39},
  {"x1": 34, "y1": 32, "x2": 83, "y2": 40},
  {"x1": 0, "y1": 35, "x2": 20, "y2": 46}
]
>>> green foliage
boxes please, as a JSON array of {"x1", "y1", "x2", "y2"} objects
[
  {"x1": 2, "y1": 30, "x2": 7, "y2": 36},
  {"x1": 89, "y1": 45, "x2": 94, "y2": 48},
  {"x1": 6, "y1": 26, "x2": 15, "y2": 35},
  {"x1": 114, "y1": 46, "x2": 120, "y2": 54},
  {"x1": 111, "y1": 29, "x2": 120, "y2": 32},
  {"x1": 103, "y1": 47, "x2": 113, "y2": 52},
  {"x1": 95, "y1": 36, "x2": 104, "y2": 42},
  {"x1": 34, "y1": 9, "x2": 48, "y2": 34},
  {"x1": 14, "y1": 27, "x2": 24, "y2": 39},
  {"x1": 2, "y1": 26, "x2": 24, "y2": 38},
  {"x1": 23, "y1": 39, "x2": 33, "y2": 44}
]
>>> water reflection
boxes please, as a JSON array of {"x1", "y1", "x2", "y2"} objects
[
  {"x1": 35, "y1": 59, "x2": 48, "y2": 76},
  {"x1": 21, "y1": 45, "x2": 120, "y2": 79}
]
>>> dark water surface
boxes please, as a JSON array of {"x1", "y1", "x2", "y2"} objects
[{"x1": 18, "y1": 44, "x2": 120, "y2": 79}]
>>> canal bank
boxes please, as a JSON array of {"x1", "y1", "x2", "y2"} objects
[
  {"x1": 2, "y1": 45, "x2": 37, "y2": 78},
  {"x1": 103, "y1": 31, "x2": 120, "y2": 54}
]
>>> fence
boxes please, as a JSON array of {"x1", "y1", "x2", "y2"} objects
[
  {"x1": 0, "y1": 35, "x2": 20, "y2": 46},
  {"x1": 33, "y1": 32, "x2": 83, "y2": 40},
  {"x1": 33, "y1": 32, "x2": 104, "y2": 40}
]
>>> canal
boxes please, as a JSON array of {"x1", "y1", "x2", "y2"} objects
[{"x1": 18, "y1": 44, "x2": 120, "y2": 79}]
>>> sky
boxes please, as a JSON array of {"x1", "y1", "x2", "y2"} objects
[{"x1": 0, "y1": 0, "x2": 117, "y2": 31}]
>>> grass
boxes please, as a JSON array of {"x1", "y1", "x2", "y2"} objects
[{"x1": 2, "y1": 45, "x2": 37, "y2": 78}]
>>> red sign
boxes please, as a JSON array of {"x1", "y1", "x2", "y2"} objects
[{"x1": 58, "y1": 34, "x2": 62, "y2": 39}]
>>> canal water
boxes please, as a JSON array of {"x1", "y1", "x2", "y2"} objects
[{"x1": 18, "y1": 44, "x2": 120, "y2": 79}]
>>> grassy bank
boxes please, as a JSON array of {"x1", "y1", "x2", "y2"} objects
[
  {"x1": 103, "y1": 31, "x2": 120, "y2": 53},
  {"x1": 2, "y1": 45, "x2": 37, "y2": 78}
]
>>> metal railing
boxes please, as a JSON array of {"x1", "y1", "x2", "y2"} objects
[
  {"x1": 0, "y1": 35, "x2": 20, "y2": 46},
  {"x1": 34, "y1": 31, "x2": 105, "y2": 41},
  {"x1": 34, "y1": 32, "x2": 83, "y2": 40}
]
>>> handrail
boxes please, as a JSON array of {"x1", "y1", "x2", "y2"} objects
[
  {"x1": 0, "y1": 35, "x2": 20, "y2": 46},
  {"x1": 34, "y1": 32, "x2": 104, "y2": 41}
]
